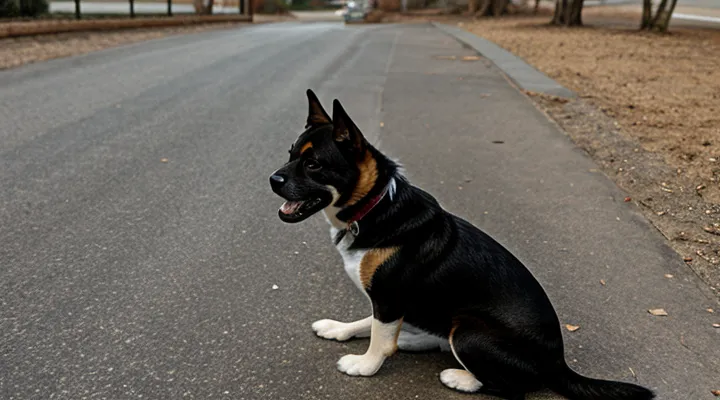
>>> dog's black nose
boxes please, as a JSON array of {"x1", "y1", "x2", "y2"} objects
[{"x1": 270, "y1": 174, "x2": 286, "y2": 191}]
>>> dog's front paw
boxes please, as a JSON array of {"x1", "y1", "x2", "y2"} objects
[
  {"x1": 336, "y1": 354, "x2": 383, "y2": 376},
  {"x1": 312, "y1": 319, "x2": 354, "y2": 341}
]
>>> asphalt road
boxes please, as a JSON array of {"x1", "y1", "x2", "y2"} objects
[{"x1": 1, "y1": 22, "x2": 718, "y2": 400}]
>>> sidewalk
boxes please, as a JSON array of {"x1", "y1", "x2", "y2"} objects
[{"x1": 382, "y1": 23, "x2": 719, "y2": 399}]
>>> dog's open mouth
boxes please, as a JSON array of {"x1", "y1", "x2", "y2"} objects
[{"x1": 278, "y1": 197, "x2": 324, "y2": 223}]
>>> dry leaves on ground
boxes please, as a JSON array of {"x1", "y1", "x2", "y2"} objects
[
  {"x1": 456, "y1": 11, "x2": 720, "y2": 297},
  {"x1": 565, "y1": 324, "x2": 580, "y2": 332},
  {"x1": 648, "y1": 308, "x2": 668, "y2": 316},
  {"x1": 0, "y1": 22, "x2": 246, "y2": 70},
  {"x1": 465, "y1": 16, "x2": 720, "y2": 202}
]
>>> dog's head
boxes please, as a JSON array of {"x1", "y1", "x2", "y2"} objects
[{"x1": 269, "y1": 89, "x2": 382, "y2": 223}]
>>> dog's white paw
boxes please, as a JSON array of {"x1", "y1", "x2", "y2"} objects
[
  {"x1": 440, "y1": 369, "x2": 483, "y2": 393},
  {"x1": 337, "y1": 354, "x2": 383, "y2": 376},
  {"x1": 397, "y1": 331, "x2": 443, "y2": 352},
  {"x1": 312, "y1": 319, "x2": 354, "y2": 341}
]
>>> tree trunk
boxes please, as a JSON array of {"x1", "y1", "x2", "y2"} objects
[
  {"x1": 193, "y1": 0, "x2": 213, "y2": 14},
  {"x1": 657, "y1": 0, "x2": 678, "y2": 31},
  {"x1": 651, "y1": 0, "x2": 669, "y2": 27},
  {"x1": 492, "y1": 0, "x2": 508, "y2": 16},
  {"x1": 641, "y1": 0, "x2": 652, "y2": 29},
  {"x1": 569, "y1": 0, "x2": 583, "y2": 25},
  {"x1": 551, "y1": 0, "x2": 583, "y2": 26},
  {"x1": 551, "y1": 0, "x2": 565, "y2": 24},
  {"x1": 641, "y1": 0, "x2": 678, "y2": 32},
  {"x1": 468, "y1": 0, "x2": 477, "y2": 14},
  {"x1": 534, "y1": 0, "x2": 540, "y2": 14},
  {"x1": 563, "y1": 0, "x2": 572, "y2": 24},
  {"x1": 476, "y1": 0, "x2": 508, "y2": 17}
]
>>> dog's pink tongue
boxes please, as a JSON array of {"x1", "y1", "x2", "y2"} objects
[{"x1": 280, "y1": 201, "x2": 303, "y2": 215}]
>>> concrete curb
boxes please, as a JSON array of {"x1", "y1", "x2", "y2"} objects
[
  {"x1": 0, "y1": 15, "x2": 252, "y2": 39},
  {"x1": 432, "y1": 22, "x2": 575, "y2": 98}
]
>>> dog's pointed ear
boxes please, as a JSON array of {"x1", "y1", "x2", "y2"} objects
[
  {"x1": 332, "y1": 99, "x2": 366, "y2": 154},
  {"x1": 306, "y1": 89, "x2": 331, "y2": 128}
]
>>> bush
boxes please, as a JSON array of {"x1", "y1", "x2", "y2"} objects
[
  {"x1": 1, "y1": 0, "x2": 48, "y2": 17},
  {"x1": 0, "y1": 0, "x2": 20, "y2": 17},
  {"x1": 23, "y1": 0, "x2": 48, "y2": 16}
]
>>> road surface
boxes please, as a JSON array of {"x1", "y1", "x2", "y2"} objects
[{"x1": 1, "y1": 22, "x2": 718, "y2": 400}]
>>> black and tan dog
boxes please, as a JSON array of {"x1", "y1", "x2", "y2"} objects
[{"x1": 269, "y1": 90, "x2": 655, "y2": 400}]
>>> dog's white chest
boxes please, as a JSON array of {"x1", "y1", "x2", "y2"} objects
[{"x1": 330, "y1": 227, "x2": 367, "y2": 293}]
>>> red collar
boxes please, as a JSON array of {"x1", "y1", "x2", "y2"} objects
[{"x1": 347, "y1": 184, "x2": 390, "y2": 236}]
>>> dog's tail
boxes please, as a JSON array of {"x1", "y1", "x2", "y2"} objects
[{"x1": 546, "y1": 363, "x2": 655, "y2": 400}]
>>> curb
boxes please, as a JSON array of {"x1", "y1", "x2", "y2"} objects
[
  {"x1": 432, "y1": 22, "x2": 575, "y2": 99},
  {"x1": 0, "y1": 15, "x2": 252, "y2": 39}
]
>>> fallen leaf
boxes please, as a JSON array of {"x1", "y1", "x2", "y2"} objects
[
  {"x1": 624, "y1": 197, "x2": 631, "y2": 202},
  {"x1": 708, "y1": 308, "x2": 715, "y2": 313},
  {"x1": 656, "y1": 211, "x2": 666, "y2": 216},
  {"x1": 703, "y1": 226, "x2": 720, "y2": 236},
  {"x1": 462, "y1": 55, "x2": 481, "y2": 61},
  {"x1": 713, "y1": 323, "x2": 720, "y2": 328},
  {"x1": 565, "y1": 324, "x2": 580, "y2": 332},
  {"x1": 684, "y1": 257, "x2": 693, "y2": 262},
  {"x1": 648, "y1": 308, "x2": 668, "y2": 316},
  {"x1": 271, "y1": 284, "x2": 279, "y2": 290},
  {"x1": 160, "y1": 158, "x2": 169, "y2": 163},
  {"x1": 600, "y1": 279, "x2": 606, "y2": 286},
  {"x1": 712, "y1": 389, "x2": 720, "y2": 396},
  {"x1": 664, "y1": 274, "x2": 674, "y2": 278}
]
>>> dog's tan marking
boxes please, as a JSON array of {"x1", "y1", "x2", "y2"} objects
[
  {"x1": 300, "y1": 142, "x2": 313, "y2": 154},
  {"x1": 349, "y1": 151, "x2": 378, "y2": 206},
  {"x1": 448, "y1": 324, "x2": 459, "y2": 346},
  {"x1": 360, "y1": 247, "x2": 398, "y2": 289}
]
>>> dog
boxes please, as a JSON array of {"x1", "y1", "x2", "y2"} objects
[{"x1": 269, "y1": 89, "x2": 655, "y2": 400}]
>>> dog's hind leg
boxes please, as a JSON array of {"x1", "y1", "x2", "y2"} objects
[
  {"x1": 441, "y1": 324, "x2": 541, "y2": 400},
  {"x1": 312, "y1": 316, "x2": 372, "y2": 341}
]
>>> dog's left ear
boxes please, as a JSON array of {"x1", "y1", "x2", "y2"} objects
[
  {"x1": 332, "y1": 99, "x2": 366, "y2": 156},
  {"x1": 306, "y1": 89, "x2": 332, "y2": 128}
]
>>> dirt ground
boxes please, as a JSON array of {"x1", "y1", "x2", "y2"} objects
[
  {"x1": 0, "y1": 23, "x2": 241, "y2": 69},
  {"x1": 0, "y1": 14, "x2": 294, "y2": 70},
  {"x1": 387, "y1": 8, "x2": 720, "y2": 296}
]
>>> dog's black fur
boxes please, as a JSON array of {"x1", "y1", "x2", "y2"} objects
[{"x1": 270, "y1": 90, "x2": 655, "y2": 400}]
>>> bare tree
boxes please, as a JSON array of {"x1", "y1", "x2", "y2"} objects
[
  {"x1": 641, "y1": 0, "x2": 678, "y2": 32},
  {"x1": 551, "y1": 0, "x2": 584, "y2": 25},
  {"x1": 471, "y1": 0, "x2": 509, "y2": 16},
  {"x1": 193, "y1": 0, "x2": 214, "y2": 14}
]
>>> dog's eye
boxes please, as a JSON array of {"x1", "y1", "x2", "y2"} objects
[{"x1": 304, "y1": 159, "x2": 321, "y2": 171}]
